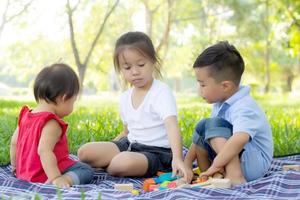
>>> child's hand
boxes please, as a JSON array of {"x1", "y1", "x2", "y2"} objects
[
  {"x1": 172, "y1": 158, "x2": 193, "y2": 183},
  {"x1": 52, "y1": 175, "x2": 71, "y2": 188},
  {"x1": 200, "y1": 164, "x2": 222, "y2": 178},
  {"x1": 11, "y1": 166, "x2": 16, "y2": 177}
]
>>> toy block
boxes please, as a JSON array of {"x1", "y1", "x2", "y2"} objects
[
  {"x1": 149, "y1": 184, "x2": 159, "y2": 192},
  {"x1": 192, "y1": 180, "x2": 211, "y2": 187},
  {"x1": 156, "y1": 171, "x2": 164, "y2": 176},
  {"x1": 131, "y1": 189, "x2": 140, "y2": 195},
  {"x1": 192, "y1": 175, "x2": 209, "y2": 184},
  {"x1": 114, "y1": 183, "x2": 134, "y2": 191},
  {"x1": 193, "y1": 167, "x2": 201, "y2": 175},
  {"x1": 143, "y1": 178, "x2": 155, "y2": 192},
  {"x1": 283, "y1": 165, "x2": 300, "y2": 171},
  {"x1": 160, "y1": 181, "x2": 170, "y2": 187},
  {"x1": 154, "y1": 172, "x2": 177, "y2": 183},
  {"x1": 210, "y1": 178, "x2": 231, "y2": 188},
  {"x1": 167, "y1": 181, "x2": 177, "y2": 188},
  {"x1": 202, "y1": 184, "x2": 216, "y2": 189}
]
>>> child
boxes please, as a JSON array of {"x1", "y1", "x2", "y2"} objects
[
  {"x1": 78, "y1": 31, "x2": 192, "y2": 182},
  {"x1": 184, "y1": 41, "x2": 273, "y2": 184},
  {"x1": 10, "y1": 63, "x2": 94, "y2": 188}
]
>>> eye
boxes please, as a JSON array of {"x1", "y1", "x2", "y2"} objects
[
  {"x1": 138, "y1": 63, "x2": 145, "y2": 67},
  {"x1": 122, "y1": 65, "x2": 131, "y2": 70}
]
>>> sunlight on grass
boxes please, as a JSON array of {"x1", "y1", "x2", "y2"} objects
[{"x1": 0, "y1": 93, "x2": 299, "y2": 165}]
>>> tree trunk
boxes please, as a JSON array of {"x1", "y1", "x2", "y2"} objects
[
  {"x1": 264, "y1": 0, "x2": 270, "y2": 93},
  {"x1": 66, "y1": 0, "x2": 119, "y2": 92},
  {"x1": 286, "y1": 73, "x2": 294, "y2": 92}
]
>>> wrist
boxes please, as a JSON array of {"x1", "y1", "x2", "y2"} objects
[
  {"x1": 172, "y1": 156, "x2": 183, "y2": 161},
  {"x1": 50, "y1": 174, "x2": 61, "y2": 182}
]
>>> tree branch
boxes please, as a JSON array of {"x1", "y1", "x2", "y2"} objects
[
  {"x1": 156, "y1": 0, "x2": 172, "y2": 54},
  {"x1": 66, "y1": 0, "x2": 82, "y2": 69},
  {"x1": 83, "y1": 0, "x2": 120, "y2": 67},
  {"x1": 6, "y1": 0, "x2": 34, "y2": 22}
]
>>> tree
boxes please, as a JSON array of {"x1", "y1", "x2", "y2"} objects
[
  {"x1": 140, "y1": 0, "x2": 174, "y2": 56},
  {"x1": 66, "y1": 0, "x2": 120, "y2": 90},
  {"x1": 0, "y1": 0, "x2": 33, "y2": 43}
]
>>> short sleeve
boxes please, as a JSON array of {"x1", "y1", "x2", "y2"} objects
[
  {"x1": 153, "y1": 87, "x2": 177, "y2": 120},
  {"x1": 231, "y1": 108, "x2": 260, "y2": 139},
  {"x1": 119, "y1": 92, "x2": 128, "y2": 125},
  {"x1": 18, "y1": 106, "x2": 30, "y2": 126}
]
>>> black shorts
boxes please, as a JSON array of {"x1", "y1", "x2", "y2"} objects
[{"x1": 111, "y1": 137, "x2": 172, "y2": 177}]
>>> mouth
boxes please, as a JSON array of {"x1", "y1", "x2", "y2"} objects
[{"x1": 132, "y1": 79, "x2": 143, "y2": 84}]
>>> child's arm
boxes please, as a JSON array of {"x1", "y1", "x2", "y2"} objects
[
  {"x1": 38, "y1": 119, "x2": 70, "y2": 187},
  {"x1": 10, "y1": 127, "x2": 19, "y2": 175},
  {"x1": 184, "y1": 144, "x2": 197, "y2": 169},
  {"x1": 165, "y1": 116, "x2": 193, "y2": 183},
  {"x1": 201, "y1": 132, "x2": 249, "y2": 176},
  {"x1": 113, "y1": 125, "x2": 129, "y2": 141}
]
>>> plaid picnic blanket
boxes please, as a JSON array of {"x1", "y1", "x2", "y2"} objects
[{"x1": 0, "y1": 153, "x2": 299, "y2": 200}]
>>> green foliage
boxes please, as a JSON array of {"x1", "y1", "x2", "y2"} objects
[
  {"x1": 0, "y1": 95, "x2": 299, "y2": 165},
  {"x1": 0, "y1": 0, "x2": 299, "y2": 94}
]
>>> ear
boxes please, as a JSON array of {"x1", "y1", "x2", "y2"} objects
[
  {"x1": 57, "y1": 94, "x2": 67, "y2": 103},
  {"x1": 221, "y1": 81, "x2": 235, "y2": 92}
]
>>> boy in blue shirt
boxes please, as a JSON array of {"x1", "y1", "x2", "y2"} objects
[{"x1": 184, "y1": 41, "x2": 273, "y2": 184}]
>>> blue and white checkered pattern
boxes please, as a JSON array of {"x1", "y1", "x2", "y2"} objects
[{"x1": 0, "y1": 152, "x2": 299, "y2": 200}]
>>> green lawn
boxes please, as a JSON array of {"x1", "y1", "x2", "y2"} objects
[{"x1": 0, "y1": 93, "x2": 299, "y2": 165}]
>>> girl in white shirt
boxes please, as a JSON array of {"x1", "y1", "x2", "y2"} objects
[{"x1": 78, "y1": 31, "x2": 192, "y2": 182}]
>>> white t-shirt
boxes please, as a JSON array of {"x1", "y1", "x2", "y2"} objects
[{"x1": 119, "y1": 79, "x2": 177, "y2": 148}]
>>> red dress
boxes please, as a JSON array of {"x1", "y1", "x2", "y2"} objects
[{"x1": 16, "y1": 106, "x2": 76, "y2": 183}]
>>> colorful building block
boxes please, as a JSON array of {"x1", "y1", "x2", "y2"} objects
[
  {"x1": 114, "y1": 183, "x2": 134, "y2": 191},
  {"x1": 283, "y1": 165, "x2": 300, "y2": 171}
]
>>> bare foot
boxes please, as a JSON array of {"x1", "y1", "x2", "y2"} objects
[{"x1": 225, "y1": 175, "x2": 246, "y2": 186}]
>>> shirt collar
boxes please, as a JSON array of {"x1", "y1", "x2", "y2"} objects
[
  {"x1": 225, "y1": 85, "x2": 250, "y2": 106},
  {"x1": 213, "y1": 85, "x2": 250, "y2": 114}
]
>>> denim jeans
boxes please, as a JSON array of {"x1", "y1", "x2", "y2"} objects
[
  {"x1": 192, "y1": 117, "x2": 233, "y2": 161},
  {"x1": 63, "y1": 161, "x2": 94, "y2": 185}
]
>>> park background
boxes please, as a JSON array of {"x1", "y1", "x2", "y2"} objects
[{"x1": 0, "y1": 0, "x2": 299, "y2": 165}]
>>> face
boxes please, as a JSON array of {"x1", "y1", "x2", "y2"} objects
[
  {"x1": 55, "y1": 95, "x2": 77, "y2": 118},
  {"x1": 118, "y1": 48, "x2": 154, "y2": 89},
  {"x1": 194, "y1": 67, "x2": 227, "y2": 103}
]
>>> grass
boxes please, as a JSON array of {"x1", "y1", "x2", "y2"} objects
[{"x1": 0, "y1": 93, "x2": 299, "y2": 165}]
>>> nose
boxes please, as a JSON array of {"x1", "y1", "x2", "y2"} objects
[
  {"x1": 198, "y1": 87, "x2": 203, "y2": 96},
  {"x1": 131, "y1": 66, "x2": 139, "y2": 75}
]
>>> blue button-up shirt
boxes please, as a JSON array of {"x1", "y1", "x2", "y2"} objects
[{"x1": 211, "y1": 85, "x2": 273, "y2": 163}]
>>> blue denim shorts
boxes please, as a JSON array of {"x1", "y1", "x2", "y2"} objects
[
  {"x1": 192, "y1": 117, "x2": 268, "y2": 181},
  {"x1": 192, "y1": 117, "x2": 233, "y2": 161},
  {"x1": 63, "y1": 161, "x2": 94, "y2": 185}
]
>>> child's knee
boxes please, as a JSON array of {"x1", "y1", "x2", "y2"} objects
[
  {"x1": 192, "y1": 118, "x2": 209, "y2": 146},
  {"x1": 77, "y1": 145, "x2": 88, "y2": 161},
  {"x1": 204, "y1": 117, "x2": 233, "y2": 142},
  {"x1": 106, "y1": 156, "x2": 132, "y2": 176}
]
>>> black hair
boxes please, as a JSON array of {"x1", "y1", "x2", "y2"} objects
[
  {"x1": 193, "y1": 41, "x2": 245, "y2": 85},
  {"x1": 33, "y1": 63, "x2": 80, "y2": 104},
  {"x1": 113, "y1": 31, "x2": 162, "y2": 85}
]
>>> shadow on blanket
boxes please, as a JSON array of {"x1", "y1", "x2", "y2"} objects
[{"x1": 0, "y1": 153, "x2": 299, "y2": 200}]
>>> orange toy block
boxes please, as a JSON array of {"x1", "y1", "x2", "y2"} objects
[
  {"x1": 143, "y1": 178, "x2": 155, "y2": 192},
  {"x1": 193, "y1": 175, "x2": 208, "y2": 184}
]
